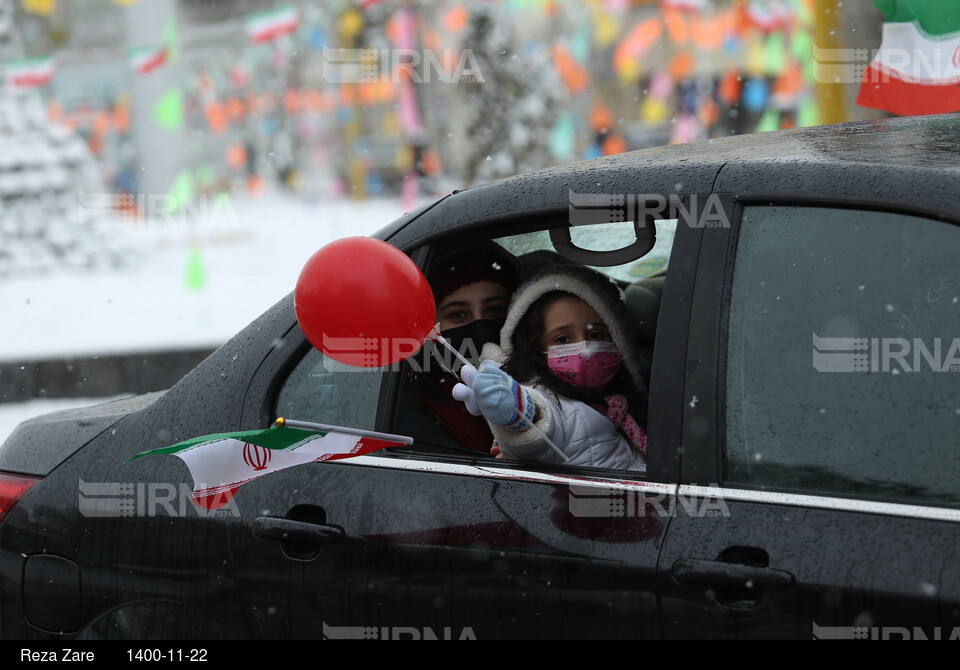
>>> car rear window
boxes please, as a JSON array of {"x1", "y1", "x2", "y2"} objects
[{"x1": 725, "y1": 205, "x2": 960, "y2": 507}]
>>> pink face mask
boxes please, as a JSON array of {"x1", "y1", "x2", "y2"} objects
[{"x1": 546, "y1": 341, "x2": 622, "y2": 393}]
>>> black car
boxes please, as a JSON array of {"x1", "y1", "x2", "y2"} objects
[{"x1": 2, "y1": 114, "x2": 960, "y2": 640}]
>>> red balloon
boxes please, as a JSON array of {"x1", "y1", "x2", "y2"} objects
[{"x1": 294, "y1": 237, "x2": 436, "y2": 368}]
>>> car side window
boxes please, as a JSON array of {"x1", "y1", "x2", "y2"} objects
[
  {"x1": 274, "y1": 347, "x2": 383, "y2": 430},
  {"x1": 394, "y1": 220, "x2": 675, "y2": 468},
  {"x1": 725, "y1": 205, "x2": 960, "y2": 506},
  {"x1": 271, "y1": 217, "x2": 676, "y2": 472}
]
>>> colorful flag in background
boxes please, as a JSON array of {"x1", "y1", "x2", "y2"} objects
[
  {"x1": 245, "y1": 6, "x2": 300, "y2": 44},
  {"x1": 857, "y1": 0, "x2": 960, "y2": 115},
  {"x1": 128, "y1": 423, "x2": 410, "y2": 510},
  {"x1": 5, "y1": 56, "x2": 55, "y2": 88},
  {"x1": 661, "y1": 0, "x2": 707, "y2": 11},
  {"x1": 128, "y1": 45, "x2": 168, "y2": 75}
]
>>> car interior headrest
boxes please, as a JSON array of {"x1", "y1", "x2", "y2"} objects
[{"x1": 624, "y1": 277, "x2": 664, "y2": 346}]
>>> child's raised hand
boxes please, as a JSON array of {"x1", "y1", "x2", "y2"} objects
[{"x1": 471, "y1": 361, "x2": 536, "y2": 432}]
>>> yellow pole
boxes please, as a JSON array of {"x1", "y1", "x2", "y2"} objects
[{"x1": 814, "y1": 0, "x2": 847, "y2": 124}]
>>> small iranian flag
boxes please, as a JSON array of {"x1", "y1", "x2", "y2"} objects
[
  {"x1": 245, "y1": 6, "x2": 300, "y2": 43},
  {"x1": 741, "y1": 0, "x2": 794, "y2": 33},
  {"x1": 128, "y1": 45, "x2": 168, "y2": 75},
  {"x1": 5, "y1": 56, "x2": 55, "y2": 88},
  {"x1": 857, "y1": 2, "x2": 960, "y2": 115},
  {"x1": 660, "y1": 0, "x2": 707, "y2": 11},
  {"x1": 128, "y1": 419, "x2": 412, "y2": 510}
]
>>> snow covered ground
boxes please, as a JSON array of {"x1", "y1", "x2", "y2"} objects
[{"x1": 1, "y1": 191, "x2": 415, "y2": 444}]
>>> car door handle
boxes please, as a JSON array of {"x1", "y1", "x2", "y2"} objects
[
  {"x1": 251, "y1": 516, "x2": 345, "y2": 545},
  {"x1": 671, "y1": 558, "x2": 795, "y2": 591}
]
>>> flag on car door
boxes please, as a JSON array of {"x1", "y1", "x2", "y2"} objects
[
  {"x1": 856, "y1": 1, "x2": 960, "y2": 115},
  {"x1": 128, "y1": 423, "x2": 408, "y2": 510}
]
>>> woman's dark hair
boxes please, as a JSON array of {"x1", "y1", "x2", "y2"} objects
[{"x1": 501, "y1": 291, "x2": 648, "y2": 428}]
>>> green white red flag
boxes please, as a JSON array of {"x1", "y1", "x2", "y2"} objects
[
  {"x1": 128, "y1": 421, "x2": 411, "y2": 510},
  {"x1": 741, "y1": 0, "x2": 794, "y2": 33},
  {"x1": 857, "y1": 1, "x2": 960, "y2": 115},
  {"x1": 661, "y1": 0, "x2": 707, "y2": 11},
  {"x1": 128, "y1": 45, "x2": 168, "y2": 75},
  {"x1": 4, "y1": 56, "x2": 55, "y2": 88},
  {"x1": 245, "y1": 6, "x2": 299, "y2": 43}
]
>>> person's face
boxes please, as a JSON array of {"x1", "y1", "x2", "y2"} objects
[
  {"x1": 436, "y1": 281, "x2": 509, "y2": 331},
  {"x1": 539, "y1": 296, "x2": 612, "y2": 350}
]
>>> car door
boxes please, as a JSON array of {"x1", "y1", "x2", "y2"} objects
[
  {"x1": 222, "y1": 210, "x2": 701, "y2": 639},
  {"x1": 659, "y1": 203, "x2": 960, "y2": 639}
]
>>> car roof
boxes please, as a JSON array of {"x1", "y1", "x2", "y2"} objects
[{"x1": 388, "y1": 113, "x2": 960, "y2": 249}]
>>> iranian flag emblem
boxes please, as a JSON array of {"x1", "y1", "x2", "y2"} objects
[
  {"x1": 245, "y1": 6, "x2": 300, "y2": 44},
  {"x1": 857, "y1": 2, "x2": 960, "y2": 115},
  {"x1": 128, "y1": 420, "x2": 411, "y2": 510},
  {"x1": 5, "y1": 56, "x2": 55, "y2": 88},
  {"x1": 128, "y1": 45, "x2": 168, "y2": 75}
]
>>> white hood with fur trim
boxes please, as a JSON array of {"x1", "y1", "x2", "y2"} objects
[
  {"x1": 478, "y1": 265, "x2": 647, "y2": 472},
  {"x1": 498, "y1": 265, "x2": 646, "y2": 391}
]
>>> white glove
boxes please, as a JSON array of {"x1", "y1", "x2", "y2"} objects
[
  {"x1": 469, "y1": 361, "x2": 536, "y2": 431},
  {"x1": 451, "y1": 363, "x2": 482, "y2": 416}
]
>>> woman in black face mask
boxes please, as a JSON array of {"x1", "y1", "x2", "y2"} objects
[{"x1": 397, "y1": 242, "x2": 520, "y2": 453}]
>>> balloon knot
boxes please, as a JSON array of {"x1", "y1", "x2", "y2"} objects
[{"x1": 425, "y1": 323, "x2": 443, "y2": 341}]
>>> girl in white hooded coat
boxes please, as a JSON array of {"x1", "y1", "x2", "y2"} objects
[{"x1": 453, "y1": 265, "x2": 648, "y2": 472}]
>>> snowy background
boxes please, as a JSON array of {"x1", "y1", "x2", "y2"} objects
[{"x1": 0, "y1": 191, "x2": 412, "y2": 443}]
